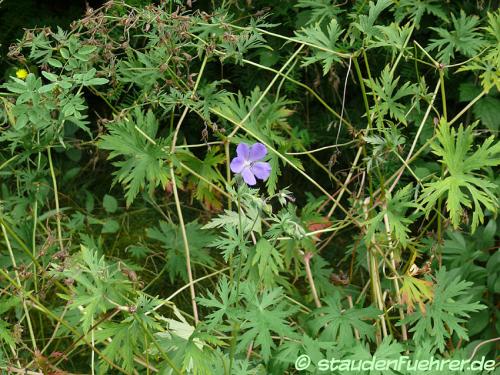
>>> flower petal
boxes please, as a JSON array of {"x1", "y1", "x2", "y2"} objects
[
  {"x1": 251, "y1": 162, "x2": 271, "y2": 181},
  {"x1": 241, "y1": 167, "x2": 257, "y2": 185},
  {"x1": 249, "y1": 143, "x2": 267, "y2": 161},
  {"x1": 236, "y1": 143, "x2": 250, "y2": 160},
  {"x1": 230, "y1": 156, "x2": 246, "y2": 173}
]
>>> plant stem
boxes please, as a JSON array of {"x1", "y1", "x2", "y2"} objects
[
  {"x1": 382, "y1": 209, "x2": 407, "y2": 341},
  {"x1": 171, "y1": 54, "x2": 208, "y2": 151},
  {"x1": 388, "y1": 80, "x2": 441, "y2": 194},
  {"x1": 304, "y1": 252, "x2": 322, "y2": 308},
  {"x1": 362, "y1": 199, "x2": 388, "y2": 343},
  {"x1": 47, "y1": 147, "x2": 64, "y2": 252},
  {"x1": 169, "y1": 165, "x2": 199, "y2": 325}
]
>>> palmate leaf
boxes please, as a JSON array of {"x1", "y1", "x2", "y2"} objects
[
  {"x1": 352, "y1": 0, "x2": 393, "y2": 41},
  {"x1": 442, "y1": 230, "x2": 484, "y2": 268},
  {"x1": 394, "y1": 0, "x2": 448, "y2": 25},
  {"x1": 147, "y1": 221, "x2": 216, "y2": 283},
  {"x1": 159, "y1": 333, "x2": 215, "y2": 375},
  {"x1": 275, "y1": 333, "x2": 339, "y2": 372},
  {"x1": 366, "y1": 184, "x2": 420, "y2": 247},
  {"x1": 311, "y1": 294, "x2": 380, "y2": 345},
  {"x1": 99, "y1": 109, "x2": 170, "y2": 206},
  {"x1": 402, "y1": 267, "x2": 486, "y2": 352},
  {"x1": 208, "y1": 225, "x2": 249, "y2": 262},
  {"x1": 420, "y1": 119, "x2": 500, "y2": 232},
  {"x1": 365, "y1": 65, "x2": 417, "y2": 127},
  {"x1": 180, "y1": 148, "x2": 225, "y2": 210},
  {"x1": 346, "y1": 337, "x2": 404, "y2": 375},
  {"x1": 202, "y1": 206, "x2": 262, "y2": 235},
  {"x1": 294, "y1": 0, "x2": 344, "y2": 26},
  {"x1": 384, "y1": 185, "x2": 421, "y2": 246},
  {"x1": 400, "y1": 274, "x2": 434, "y2": 314},
  {"x1": 458, "y1": 9, "x2": 500, "y2": 94},
  {"x1": 458, "y1": 83, "x2": 500, "y2": 131},
  {"x1": 117, "y1": 47, "x2": 170, "y2": 90},
  {"x1": 94, "y1": 322, "x2": 135, "y2": 374},
  {"x1": 93, "y1": 296, "x2": 163, "y2": 374},
  {"x1": 237, "y1": 285, "x2": 298, "y2": 361},
  {"x1": 219, "y1": 29, "x2": 268, "y2": 64},
  {"x1": 295, "y1": 19, "x2": 344, "y2": 75},
  {"x1": 156, "y1": 305, "x2": 219, "y2": 375},
  {"x1": 369, "y1": 23, "x2": 414, "y2": 57},
  {"x1": 197, "y1": 277, "x2": 238, "y2": 327},
  {"x1": 53, "y1": 245, "x2": 133, "y2": 333},
  {"x1": 428, "y1": 10, "x2": 485, "y2": 65},
  {"x1": 251, "y1": 238, "x2": 284, "y2": 288}
]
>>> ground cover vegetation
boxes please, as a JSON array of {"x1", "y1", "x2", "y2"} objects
[{"x1": 0, "y1": 0, "x2": 499, "y2": 373}]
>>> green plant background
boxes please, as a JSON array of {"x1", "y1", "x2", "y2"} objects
[{"x1": 0, "y1": 0, "x2": 498, "y2": 374}]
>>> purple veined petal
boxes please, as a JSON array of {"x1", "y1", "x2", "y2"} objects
[
  {"x1": 236, "y1": 143, "x2": 250, "y2": 160},
  {"x1": 248, "y1": 143, "x2": 267, "y2": 162},
  {"x1": 251, "y1": 161, "x2": 271, "y2": 181},
  {"x1": 230, "y1": 156, "x2": 246, "y2": 173},
  {"x1": 241, "y1": 167, "x2": 257, "y2": 185}
]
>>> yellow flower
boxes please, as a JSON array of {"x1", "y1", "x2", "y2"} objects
[{"x1": 15, "y1": 68, "x2": 29, "y2": 80}]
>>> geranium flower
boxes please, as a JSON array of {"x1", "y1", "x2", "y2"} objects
[{"x1": 230, "y1": 143, "x2": 271, "y2": 186}]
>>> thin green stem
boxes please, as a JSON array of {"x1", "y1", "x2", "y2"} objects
[
  {"x1": 169, "y1": 165, "x2": 199, "y2": 325},
  {"x1": 47, "y1": 148, "x2": 64, "y2": 252}
]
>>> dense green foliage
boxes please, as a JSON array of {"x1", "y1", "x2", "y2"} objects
[{"x1": 0, "y1": 0, "x2": 499, "y2": 374}]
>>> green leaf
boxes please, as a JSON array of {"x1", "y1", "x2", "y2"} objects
[
  {"x1": 472, "y1": 96, "x2": 500, "y2": 131},
  {"x1": 41, "y1": 71, "x2": 59, "y2": 82},
  {"x1": 364, "y1": 65, "x2": 417, "y2": 127},
  {"x1": 180, "y1": 148, "x2": 225, "y2": 210},
  {"x1": 147, "y1": 221, "x2": 216, "y2": 283},
  {"x1": 99, "y1": 109, "x2": 170, "y2": 206},
  {"x1": 251, "y1": 238, "x2": 284, "y2": 288},
  {"x1": 94, "y1": 296, "x2": 162, "y2": 374},
  {"x1": 400, "y1": 275, "x2": 434, "y2": 313},
  {"x1": 51, "y1": 245, "x2": 133, "y2": 333},
  {"x1": 352, "y1": 0, "x2": 393, "y2": 40},
  {"x1": 102, "y1": 219, "x2": 120, "y2": 234},
  {"x1": 402, "y1": 267, "x2": 486, "y2": 352},
  {"x1": 294, "y1": 0, "x2": 344, "y2": 26},
  {"x1": 102, "y1": 194, "x2": 118, "y2": 213},
  {"x1": 311, "y1": 294, "x2": 380, "y2": 345},
  {"x1": 459, "y1": 83, "x2": 500, "y2": 131},
  {"x1": 237, "y1": 285, "x2": 298, "y2": 361},
  {"x1": 0, "y1": 320, "x2": 15, "y2": 347},
  {"x1": 197, "y1": 277, "x2": 237, "y2": 327},
  {"x1": 85, "y1": 77, "x2": 109, "y2": 86},
  {"x1": 47, "y1": 57, "x2": 63, "y2": 68},
  {"x1": 366, "y1": 184, "x2": 420, "y2": 247},
  {"x1": 346, "y1": 337, "x2": 404, "y2": 375},
  {"x1": 420, "y1": 119, "x2": 500, "y2": 232},
  {"x1": 0, "y1": 296, "x2": 18, "y2": 347},
  {"x1": 394, "y1": 0, "x2": 448, "y2": 25},
  {"x1": 295, "y1": 19, "x2": 344, "y2": 75},
  {"x1": 428, "y1": 10, "x2": 485, "y2": 65},
  {"x1": 203, "y1": 207, "x2": 262, "y2": 235}
]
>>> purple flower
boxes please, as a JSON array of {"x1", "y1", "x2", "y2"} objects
[{"x1": 230, "y1": 143, "x2": 271, "y2": 186}]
